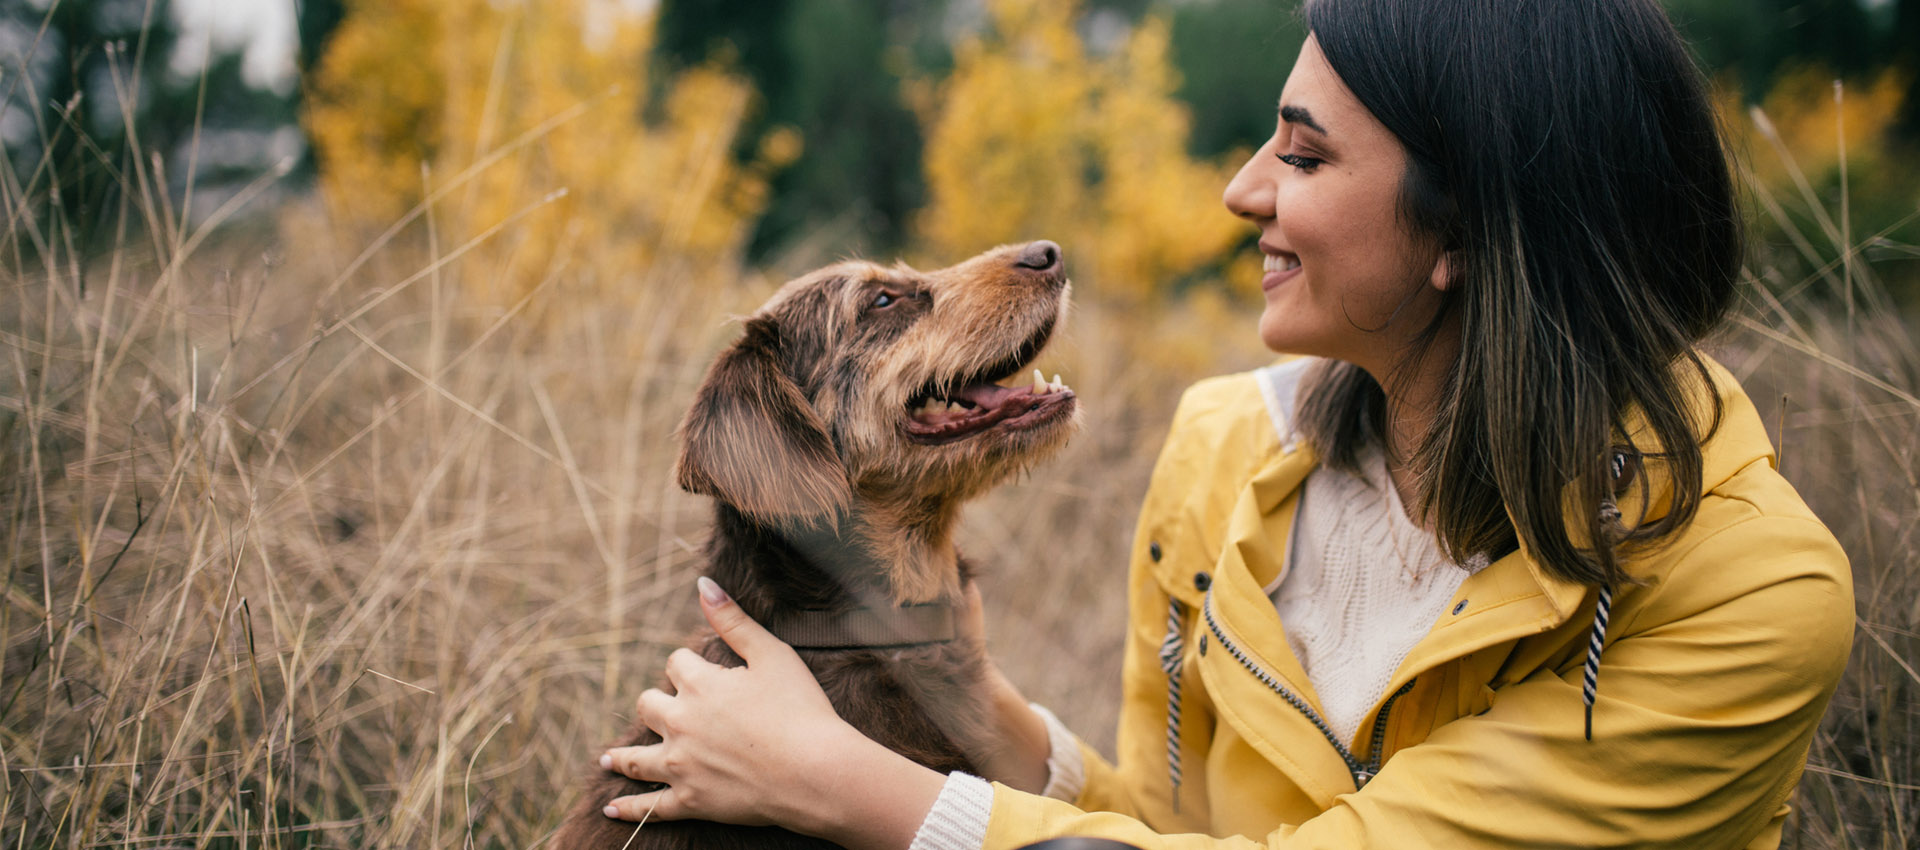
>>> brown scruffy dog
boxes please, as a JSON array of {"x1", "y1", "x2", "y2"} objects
[{"x1": 552, "y1": 240, "x2": 1079, "y2": 849}]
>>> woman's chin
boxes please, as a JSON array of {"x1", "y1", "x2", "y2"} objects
[{"x1": 1257, "y1": 311, "x2": 1310, "y2": 356}]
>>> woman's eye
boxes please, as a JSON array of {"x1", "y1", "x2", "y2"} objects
[
  {"x1": 871, "y1": 291, "x2": 897, "y2": 308},
  {"x1": 1276, "y1": 153, "x2": 1323, "y2": 172}
]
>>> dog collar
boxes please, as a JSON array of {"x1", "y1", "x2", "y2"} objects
[{"x1": 763, "y1": 602, "x2": 957, "y2": 649}]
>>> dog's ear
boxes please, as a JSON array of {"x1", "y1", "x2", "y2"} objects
[{"x1": 676, "y1": 319, "x2": 852, "y2": 523}]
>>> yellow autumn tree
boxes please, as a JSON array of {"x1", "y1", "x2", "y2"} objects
[
  {"x1": 306, "y1": 0, "x2": 787, "y2": 303},
  {"x1": 1721, "y1": 65, "x2": 1909, "y2": 194},
  {"x1": 916, "y1": 0, "x2": 1245, "y2": 300}
]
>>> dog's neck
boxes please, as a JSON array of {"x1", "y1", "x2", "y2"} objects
[
  {"x1": 780, "y1": 501, "x2": 963, "y2": 605},
  {"x1": 707, "y1": 499, "x2": 966, "y2": 628}
]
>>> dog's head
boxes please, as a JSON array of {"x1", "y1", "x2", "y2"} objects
[{"x1": 675, "y1": 241, "x2": 1078, "y2": 598}]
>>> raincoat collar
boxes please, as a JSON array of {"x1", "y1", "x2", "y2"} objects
[{"x1": 1243, "y1": 356, "x2": 1772, "y2": 627}]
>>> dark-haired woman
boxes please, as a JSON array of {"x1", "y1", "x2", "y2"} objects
[{"x1": 591, "y1": 1, "x2": 1854, "y2": 847}]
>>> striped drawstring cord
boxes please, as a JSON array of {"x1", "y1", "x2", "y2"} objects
[
  {"x1": 1582, "y1": 583, "x2": 1614, "y2": 741},
  {"x1": 1584, "y1": 448, "x2": 1631, "y2": 741},
  {"x1": 1158, "y1": 598, "x2": 1187, "y2": 811}
]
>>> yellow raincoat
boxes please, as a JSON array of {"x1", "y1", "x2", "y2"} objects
[{"x1": 984, "y1": 357, "x2": 1853, "y2": 849}]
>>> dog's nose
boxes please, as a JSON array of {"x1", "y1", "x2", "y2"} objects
[{"x1": 1014, "y1": 240, "x2": 1062, "y2": 273}]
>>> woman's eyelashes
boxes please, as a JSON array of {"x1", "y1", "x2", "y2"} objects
[{"x1": 1276, "y1": 152, "x2": 1324, "y2": 172}]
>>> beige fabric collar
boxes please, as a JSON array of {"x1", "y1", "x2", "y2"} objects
[{"x1": 763, "y1": 602, "x2": 957, "y2": 649}]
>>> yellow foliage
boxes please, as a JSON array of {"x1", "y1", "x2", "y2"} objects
[
  {"x1": 305, "y1": 0, "x2": 778, "y2": 303},
  {"x1": 1720, "y1": 65, "x2": 1910, "y2": 195},
  {"x1": 915, "y1": 0, "x2": 1246, "y2": 299}
]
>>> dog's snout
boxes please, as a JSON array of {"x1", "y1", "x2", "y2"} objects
[{"x1": 1013, "y1": 240, "x2": 1062, "y2": 274}]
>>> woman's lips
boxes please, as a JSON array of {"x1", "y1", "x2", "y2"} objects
[{"x1": 1261, "y1": 251, "x2": 1303, "y2": 292}]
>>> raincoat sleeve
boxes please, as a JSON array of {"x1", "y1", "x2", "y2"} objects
[{"x1": 979, "y1": 502, "x2": 1854, "y2": 848}]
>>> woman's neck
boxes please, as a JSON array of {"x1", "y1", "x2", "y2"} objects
[{"x1": 1367, "y1": 317, "x2": 1461, "y2": 526}]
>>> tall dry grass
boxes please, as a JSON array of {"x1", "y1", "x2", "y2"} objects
[{"x1": 3, "y1": 98, "x2": 1916, "y2": 850}]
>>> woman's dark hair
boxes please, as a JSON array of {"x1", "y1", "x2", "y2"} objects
[{"x1": 1295, "y1": 0, "x2": 1741, "y2": 586}]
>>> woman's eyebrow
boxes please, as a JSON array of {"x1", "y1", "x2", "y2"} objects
[{"x1": 1280, "y1": 104, "x2": 1328, "y2": 136}]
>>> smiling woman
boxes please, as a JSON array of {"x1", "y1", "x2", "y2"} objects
[
  {"x1": 1223, "y1": 39, "x2": 1453, "y2": 397},
  {"x1": 584, "y1": 2, "x2": 1854, "y2": 849}
]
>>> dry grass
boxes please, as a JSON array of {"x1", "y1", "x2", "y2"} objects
[{"x1": 3, "y1": 118, "x2": 1916, "y2": 850}]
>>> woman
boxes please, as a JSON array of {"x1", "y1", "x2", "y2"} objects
[{"x1": 593, "y1": 0, "x2": 1855, "y2": 847}]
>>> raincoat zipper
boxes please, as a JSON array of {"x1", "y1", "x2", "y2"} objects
[
  {"x1": 1202, "y1": 591, "x2": 1415, "y2": 789},
  {"x1": 1354, "y1": 679, "x2": 1416, "y2": 785}
]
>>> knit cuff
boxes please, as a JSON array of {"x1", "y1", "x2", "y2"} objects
[
  {"x1": 909, "y1": 771, "x2": 994, "y2": 850},
  {"x1": 1030, "y1": 702, "x2": 1087, "y2": 802}
]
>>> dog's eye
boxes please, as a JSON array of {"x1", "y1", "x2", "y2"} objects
[{"x1": 871, "y1": 291, "x2": 897, "y2": 309}]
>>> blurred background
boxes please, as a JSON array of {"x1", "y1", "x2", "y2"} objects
[{"x1": 2, "y1": 0, "x2": 1916, "y2": 847}]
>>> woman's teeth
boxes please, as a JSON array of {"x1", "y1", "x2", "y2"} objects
[{"x1": 1264, "y1": 254, "x2": 1301, "y2": 273}]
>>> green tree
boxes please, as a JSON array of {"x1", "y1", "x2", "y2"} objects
[
  {"x1": 1166, "y1": 0, "x2": 1303, "y2": 158},
  {"x1": 1665, "y1": 0, "x2": 1881, "y2": 95},
  {"x1": 2, "y1": 0, "x2": 310, "y2": 253},
  {"x1": 1893, "y1": 0, "x2": 1920, "y2": 140},
  {"x1": 2, "y1": 0, "x2": 183, "y2": 248},
  {"x1": 655, "y1": 0, "x2": 943, "y2": 259}
]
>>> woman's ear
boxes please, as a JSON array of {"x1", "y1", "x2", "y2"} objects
[
  {"x1": 1428, "y1": 250, "x2": 1459, "y2": 293},
  {"x1": 675, "y1": 319, "x2": 853, "y2": 524}
]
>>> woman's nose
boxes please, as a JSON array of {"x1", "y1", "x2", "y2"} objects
[{"x1": 1222, "y1": 143, "x2": 1276, "y2": 222}]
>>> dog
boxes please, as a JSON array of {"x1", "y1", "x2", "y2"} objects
[{"x1": 552, "y1": 240, "x2": 1080, "y2": 849}]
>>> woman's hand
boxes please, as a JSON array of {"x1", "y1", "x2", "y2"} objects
[{"x1": 598, "y1": 577, "x2": 946, "y2": 849}]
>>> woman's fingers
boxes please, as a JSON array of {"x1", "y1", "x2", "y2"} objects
[
  {"x1": 696, "y1": 577, "x2": 793, "y2": 668},
  {"x1": 604, "y1": 788, "x2": 682, "y2": 823},
  {"x1": 586, "y1": 578, "x2": 855, "y2": 831},
  {"x1": 957, "y1": 579, "x2": 988, "y2": 645},
  {"x1": 602, "y1": 742, "x2": 670, "y2": 783},
  {"x1": 660, "y1": 648, "x2": 708, "y2": 693},
  {"x1": 634, "y1": 687, "x2": 675, "y2": 735}
]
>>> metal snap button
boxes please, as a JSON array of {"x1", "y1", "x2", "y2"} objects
[
  {"x1": 1149, "y1": 541, "x2": 1163, "y2": 562},
  {"x1": 1452, "y1": 599, "x2": 1468, "y2": 615},
  {"x1": 1198, "y1": 634, "x2": 1208, "y2": 656},
  {"x1": 1193, "y1": 572, "x2": 1211, "y2": 592}
]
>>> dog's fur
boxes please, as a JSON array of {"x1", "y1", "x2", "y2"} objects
[{"x1": 552, "y1": 242, "x2": 1079, "y2": 849}]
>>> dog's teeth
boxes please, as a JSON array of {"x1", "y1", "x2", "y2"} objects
[
  {"x1": 1032, "y1": 369, "x2": 1047, "y2": 394},
  {"x1": 1051, "y1": 374, "x2": 1063, "y2": 391},
  {"x1": 947, "y1": 401, "x2": 967, "y2": 413}
]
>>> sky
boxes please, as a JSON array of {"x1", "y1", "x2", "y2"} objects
[
  {"x1": 170, "y1": 0, "x2": 298, "y2": 94},
  {"x1": 164, "y1": 0, "x2": 662, "y2": 96}
]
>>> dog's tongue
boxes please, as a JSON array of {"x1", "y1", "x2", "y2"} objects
[
  {"x1": 906, "y1": 370, "x2": 1072, "y2": 436},
  {"x1": 954, "y1": 382, "x2": 1023, "y2": 410},
  {"x1": 907, "y1": 384, "x2": 1025, "y2": 427}
]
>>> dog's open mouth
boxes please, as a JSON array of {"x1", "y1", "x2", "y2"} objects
[{"x1": 901, "y1": 320, "x2": 1074, "y2": 445}]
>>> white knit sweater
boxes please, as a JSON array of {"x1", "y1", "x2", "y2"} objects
[
  {"x1": 1273, "y1": 446, "x2": 1487, "y2": 746},
  {"x1": 909, "y1": 451, "x2": 1484, "y2": 850}
]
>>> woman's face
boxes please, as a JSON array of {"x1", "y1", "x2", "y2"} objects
[{"x1": 1223, "y1": 35, "x2": 1450, "y2": 377}]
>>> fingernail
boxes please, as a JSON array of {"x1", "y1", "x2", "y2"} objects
[
  {"x1": 603, "y1": 805, "x2": 620, "y2": 819},
  {"x1": 599, "y1": 753, "x2": 612, "y2": 769},
  {"x1": 697, "y1": 576, "x2": 731, "y2": 606}
]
